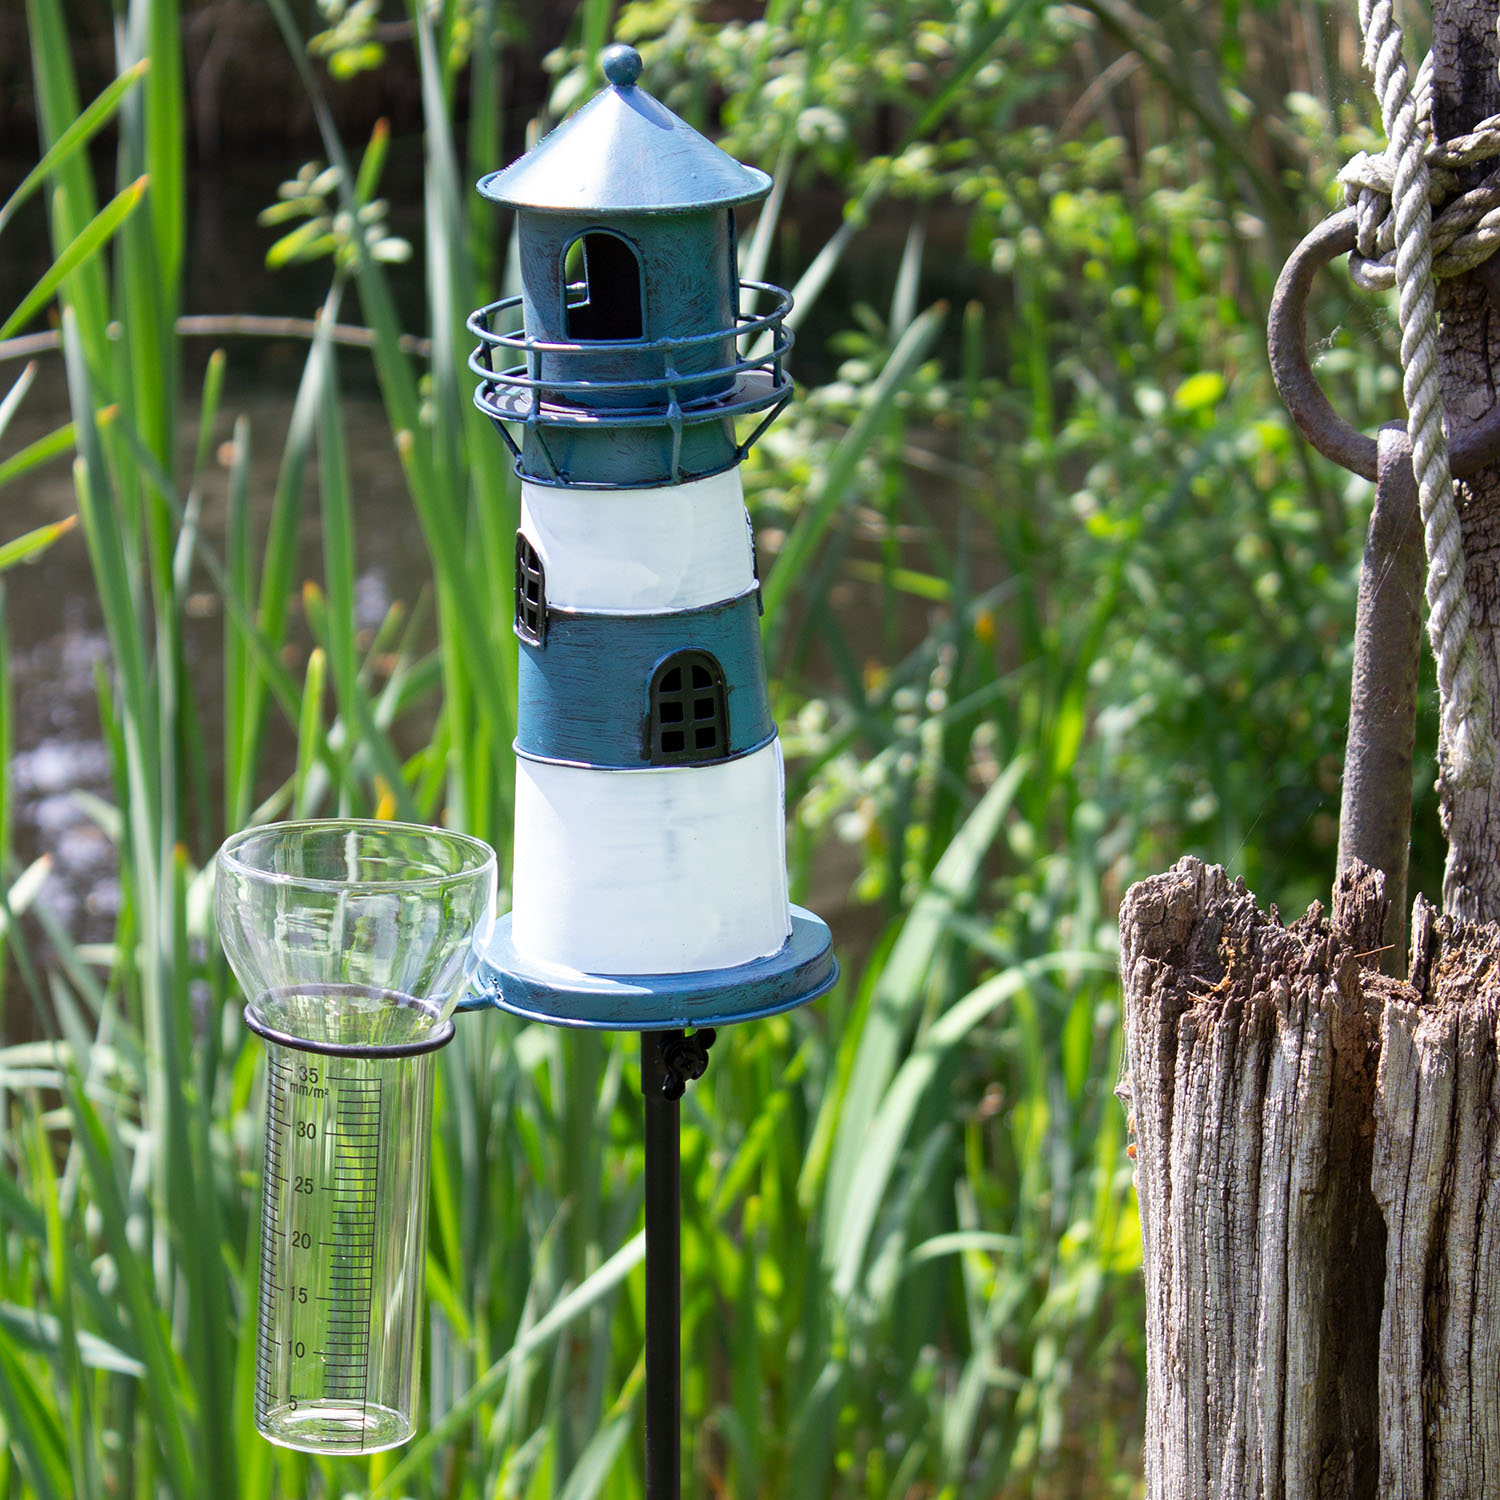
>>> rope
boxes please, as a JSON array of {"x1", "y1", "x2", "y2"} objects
[
  {"x1": 1340, "y1": 152, "x2": 1500, "y2": 291},
  {"x1": 1340, "y1": 53, "x2": 1500, "y2": 290},
  {"x1": 1352, "y1": 0, "x2": 1495, "y2": 787}
]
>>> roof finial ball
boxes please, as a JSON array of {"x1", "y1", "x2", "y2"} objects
[{"x1": 601, "y1": 42, "x2": 643, "y2": 88}]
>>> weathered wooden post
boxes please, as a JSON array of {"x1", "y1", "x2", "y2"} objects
[{"x1": 1121, "y1": 1, "x2": 1500, "y2": 1494}]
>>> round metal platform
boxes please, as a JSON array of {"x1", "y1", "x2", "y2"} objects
[{"x1": 460, "y1": 906, "x2": 837, "y2": 1031}]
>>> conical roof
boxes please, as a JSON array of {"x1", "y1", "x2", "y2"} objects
[{"x1": 477, "y1": 45, "x2": 771, "y2": 216}]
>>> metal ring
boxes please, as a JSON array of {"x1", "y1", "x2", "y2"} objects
[
  {"x1": 1268, "y1": 208, "x2": 1500, "y2": 480},
  {"x1": 243, "y1": 992, "x2": 457, "y2": 1059}
]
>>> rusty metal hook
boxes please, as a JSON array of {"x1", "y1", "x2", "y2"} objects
[{"x1": 1267, "y1": 207, "x2": 1500, "y2": 480}]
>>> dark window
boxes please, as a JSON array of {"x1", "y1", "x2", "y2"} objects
[
  {"x1": 745, "y1": 512, "x2": 763, "y2": 615},
  {"x1": 648, "y1": 651, "x2": 728, "y2": 764},
  {"x1": 563, "y1": 232, "x2": 644, "y2": 342},
  {"x1": 515, "y1": 532, "x2": 546, "y2": 646}
]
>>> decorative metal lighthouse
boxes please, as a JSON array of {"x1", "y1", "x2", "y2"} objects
[
  {"x1": 465, "y1": 43, "x2": 835, "y2": 1031},
  {"x1": 463, "y1": 42, "x2": 836, "y2": 1496}
]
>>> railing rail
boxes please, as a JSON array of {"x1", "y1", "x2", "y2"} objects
[
  {"x1": 468, "y1": 282, "x2": 790, "y2": 412},
  {"x1": 467, "y1": 281, "x2": 795, "y2": 482}
]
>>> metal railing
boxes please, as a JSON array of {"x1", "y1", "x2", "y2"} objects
[{"x1": 467, "y1": 281, "x2": 794, "y2": 481}]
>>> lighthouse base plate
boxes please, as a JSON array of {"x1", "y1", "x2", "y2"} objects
[{"x1": 463, "y1": 907, "x2": 836, "y2": 1030}]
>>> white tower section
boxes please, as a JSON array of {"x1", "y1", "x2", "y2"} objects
[{"x1": 510, "y1": 468, "x2": 793, "y2": 975}]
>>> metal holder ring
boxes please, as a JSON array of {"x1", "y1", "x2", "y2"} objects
[
  {"x1": 243, "y1": 992, "x2": 457, "y2": 1059},
  {"x1": 1267, "y1": 207, "x2": 1500, "y2": 480}
]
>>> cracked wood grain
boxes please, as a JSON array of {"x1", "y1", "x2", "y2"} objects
[
  {"x1": 1119, "y1": 857, "x2": 1386, "y2": 1499},
  {"x1": 1123, "y1": 859, "x2": 1500, "y2": 1497},
  {"x1": 1372, "y1": 901, "x2": 1500, "y2": 1499}
]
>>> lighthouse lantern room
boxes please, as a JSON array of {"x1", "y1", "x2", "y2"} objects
[{"x1": 466, "y1": 43, "x2": 836, "y2": 1030}]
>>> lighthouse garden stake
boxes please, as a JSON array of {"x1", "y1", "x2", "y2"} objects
[
  {"x1": 216, "y1": 41, "x2": 835, "y2": 1495},
  {"x1": 463, "y1": 41, "x2": 837, "y2": 1495}
]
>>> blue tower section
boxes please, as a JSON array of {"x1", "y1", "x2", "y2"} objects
[{"x1": 466, "y1": 45, "x2": 835, "y2": 1030}]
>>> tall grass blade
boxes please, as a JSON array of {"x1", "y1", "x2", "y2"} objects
[
  {"x1": 314, "y1": 337, "x2": 363, "y2": 804},
  {"x1": 829, "y1": 948, "x2": 1114, "y2": 1298},
  {"x1": 889, "y1": 219, "x2": 925, "y2": 338},
  {"x1": 0, "y1": 364, "x2": 37, "y2": 441},
  {"x1": 820, "y1": 753, "x2": 1028, "y2": 1230},
  {"x1": 62, "y1": 1075, "x2": 196, "y2": 1493},
  {"x1": 134, "y1": 0, "x2": 185, "y2": 295},
  {"x1": 0, "y1": 424, "x2": 90, "y2": 491},
  {"x1": 222, "y1": 411, "x2": 254, "y2": 827},
  {"x1": 0, "y1": 1337, "x2": 70, "y2": 1500},
  {"x1": 23, "y1": 0, "x2": 111, "y2": 348},
  {"x1": 555, "y1": 1401, "x2": 634, "y2": 1500},
  {"x1": 268, "y1": 0, "x2": 518, "y2": 770},
  {"x1": 0, "y1": 1308, "x2": 144, "y2": 1379},
  {"x1": 0, "y1": 176, "x2": 148, "y2": 342},
  {"x1": 374, "y1": 1230, "x2": 646, "y2": 1496},
  {"x1": 0, "y1": 516, "x2": 79, "y2": 571},
  {"x1": 0, "y1": 59, "x2": 149, "y2": 237},
  {"x1": 26, "y1": 1115, "x2": 101, "y2": 1500},
  {"x1": 294, "y1": 648, "x2": 328, "y2": 818},
  {"x1": 763, "y1": 303, "x2": 946, "y2": 629}
]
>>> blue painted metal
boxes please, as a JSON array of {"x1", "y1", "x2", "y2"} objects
[
  {"x1": 600, "y1": 42, "x2": 643, "y2": 86},
  {"x1": 465, "y1": 45, "x2": 834, "y2": 1044},
  {"x1": 458, "y1": 907, "x2": 837, "y2": 1030},
  {"x1": 469, "y1": 45, "x2": 793, "y2": 488},
  {"x1": 469, "y1": 283, "x2": 791, "y2": 488},
  {"x1": 476, "y1": 52, "x2": 770, "y2": 216},
  {"x1": 515, "y1": 590, "x2": 772, "y2": 767},
  {"x1": 516, "y1": 211, "x2": 736, "y2": 407}
]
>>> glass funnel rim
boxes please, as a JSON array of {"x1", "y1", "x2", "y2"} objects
[{"x1": 218, "y1": 818, "x2": 497, "y2": 896}]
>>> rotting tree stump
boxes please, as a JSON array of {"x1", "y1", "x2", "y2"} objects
[{"x1": 1120, "y1": 856, "x2": 1500, "y2": 1498}]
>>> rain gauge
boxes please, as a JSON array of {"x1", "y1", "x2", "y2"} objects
[{"x1": 217, "y1": 822, "x2": 496, "y2": 1452}]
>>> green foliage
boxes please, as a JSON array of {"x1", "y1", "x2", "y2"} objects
[
  {"x1": 0, "y1": 0, "x2": 1417, "y2": 1496},
  {"x1": 310, "y1": 0, "x2": 388, "y2": 80},
  {"x1": 257, "y1": 150, "x2": 412, "y2": 271}
]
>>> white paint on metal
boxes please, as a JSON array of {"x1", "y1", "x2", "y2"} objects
[
  {"x1": 520, "y1": 468, "x2": 754, "y2": 613},
  {"x1": 511, "y1": 739, "x2": 791, "y2": 974}
]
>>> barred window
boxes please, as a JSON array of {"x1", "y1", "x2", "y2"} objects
[
  {"x1": 648, "y1": 651, "x2": 728, "y2": 764},
  {"x1": 515, "y1": 532, "x2": 546, "y2": 646}
]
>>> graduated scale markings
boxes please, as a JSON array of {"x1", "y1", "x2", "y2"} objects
[{"x1": 256, "y1": 1049, "x2": 385, "y2": 1449}]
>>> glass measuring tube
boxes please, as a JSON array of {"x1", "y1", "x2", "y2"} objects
[
  {"x1": 250, "y1": 988, "x2": 448, "y2": 1452},
  {"x1": 215, "y1": 820, "x2": 497, "y2": 1454}
]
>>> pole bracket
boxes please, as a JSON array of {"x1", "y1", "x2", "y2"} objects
[{"x1": 654, "y1": 1028, "x2": 716, "y2": 1100}]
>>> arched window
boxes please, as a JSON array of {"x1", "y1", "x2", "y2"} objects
[
  {"x1": 563, "y1": 231, "x2": 644, "y2": 342},
  {"x1": 648, "y1": 650, "x2": 728, "y2": 764},
  {"x1": 515, "y1": 531, "x2": 546, "y2": 646}
]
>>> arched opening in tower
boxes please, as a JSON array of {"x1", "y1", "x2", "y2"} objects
[{"x1": 563, "y1": 231, "x2": 645, "y2": 342}]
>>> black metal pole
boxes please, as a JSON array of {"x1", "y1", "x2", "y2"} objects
[{"x1": 641, "y1": 1030, "x2": 682, "y2": 1500}]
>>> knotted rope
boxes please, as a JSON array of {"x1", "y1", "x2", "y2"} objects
[
  {"x1": 1346, "y1": 0, "x2": 1496, "y2": 786},
  {"x1": 1340, "y1": 58, "x2": 1500, "y2": 293}
]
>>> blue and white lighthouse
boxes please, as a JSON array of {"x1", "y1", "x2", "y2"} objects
[{"x1": 467, "y1": 44, "x2": 835, "y2": 1029}]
